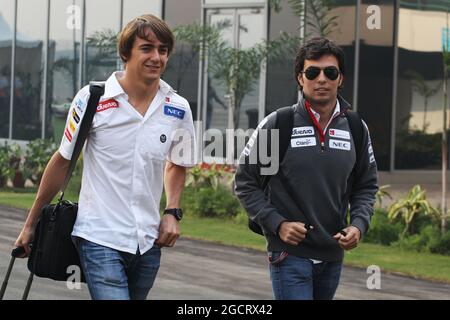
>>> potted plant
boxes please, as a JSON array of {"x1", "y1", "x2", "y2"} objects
[{"x1": 8, "y1": 144, "x2": 27, "y2": 188}]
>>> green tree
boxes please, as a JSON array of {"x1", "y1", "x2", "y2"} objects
[
  {"x1": 288, "y1": 0, "x2": 339, "y2": 38},
  {"x1": 375, "y1": 184, "x2": 393, "y2": 208},
  {"x1": 174, "y1": 22, "x2": 301, "y2": 131},
  {"x1": 388, "y1": 185, "x2": 433, "y2": 238}
]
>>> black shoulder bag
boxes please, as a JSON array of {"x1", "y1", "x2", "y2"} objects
[{"x1": 26, "y1": 82, "x2": 105, "y2": 282}]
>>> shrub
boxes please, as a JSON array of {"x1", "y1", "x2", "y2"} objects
[
  {"x1": 23, "y1": 139, "x2": 57, "y2": 186},
  {"x1": 185, "y1": 163, "x2": 234, "y2": 190},
  {"x1": 0, "y1": 143, "x2": 11, "y2": 188},
  {"x1": 429, "y1": 231, "x2": 450, "y2": 256},
  {"x1": 392, "y1": 225, "x2": 441, "y2": 253},
  {"x1": 233, "y1": 209, "x2": 249, "y2": 225},
  {"x1": 187, "y1": 185, "x2": 241, "y2": 218},
  {"x1": 364, "y1": 208, "x2": 403, "y2": 245},
  {"x1": 392, "y1": 234, "x2": 427, "y2": 252}
]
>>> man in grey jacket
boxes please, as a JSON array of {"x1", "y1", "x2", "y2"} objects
[{"x1": 234, "y1": 37, "x2": 378, "y2": 300}]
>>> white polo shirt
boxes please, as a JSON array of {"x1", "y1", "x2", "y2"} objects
[{"x1": 59, "y1": 71, "x2": 197, "y2": 254}]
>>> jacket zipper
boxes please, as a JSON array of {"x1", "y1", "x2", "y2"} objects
[{"x1": 305, "y1": 101, "x2": 340, "y2": 152}]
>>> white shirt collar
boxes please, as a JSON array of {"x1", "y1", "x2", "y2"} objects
[
  {"x1": 309, "y1": 99, "x2": 341, "y2": 122},
  {"x1": 103, "y1": 71, "x2": 174, "y2": 99}
]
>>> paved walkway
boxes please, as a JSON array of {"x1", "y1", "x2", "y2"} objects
[{"x1": 1, "y1": 206, "x2": 449, "y2": 300}]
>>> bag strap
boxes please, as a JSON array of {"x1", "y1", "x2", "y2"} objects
[
  {"x1": 59, "y1": 82, "x2": 105, "y2": 199},
  {"x1": 260, "y1": 105, "x2": 294, "y2": 190},
  {"x1": 345, "y1": 110, "x2": 364, "y2": 180}
]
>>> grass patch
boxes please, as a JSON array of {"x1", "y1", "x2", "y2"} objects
[
  {"x1": 181, "y1": 214, "x2": 266, "y2": 251},
  {"x1": 0, "y1": 172, "x2": 81, "y2": 209},
  {"x1": 344, "y1": 242, "x2": 450, "y2": 283},
  {"x1": 1, "y1": 190, "x2": 450, "y2": 283}
]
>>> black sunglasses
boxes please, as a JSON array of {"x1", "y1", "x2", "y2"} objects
[{"x1": 301, "y1": 66, "x2": 340, "y2": 81}]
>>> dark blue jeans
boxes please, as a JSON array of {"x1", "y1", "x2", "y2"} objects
[
  {"x1": 74, "y1": 237, "x2": 161, "y2": 300},
  {"x1": 269, "y1": 251, "x2": 342, "y2": 300}
]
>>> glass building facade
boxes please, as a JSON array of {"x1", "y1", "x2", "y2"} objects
[{"x1": 0, "y1": 0, "x2": 449, "y2": 172}]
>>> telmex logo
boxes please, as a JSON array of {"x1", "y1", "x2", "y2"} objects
[{"x1": 97, "y1": 99, "x2": 119, "y2": 112}]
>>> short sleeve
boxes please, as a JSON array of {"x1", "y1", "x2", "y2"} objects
[
  {"x1": 58, "y1": 86, "x2": 90, "y2": 160},
  {"x1": 166, "y1": 100, "x2": 198, "y2": 167}
]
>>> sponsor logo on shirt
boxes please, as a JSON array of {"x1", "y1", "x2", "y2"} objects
[
  {"x1": 64, "y1": 128, "x2": 72, "y2": 142},
  {"x1": 160, "y1": 134, "x2": 167, "y2": 143},
  {"x1": 329, "y1": 139, "x2": 351, "y2": 151},
  {"x1": 75, "y1": 98, "x2": 85, "y2": 114},
  {"x1": 165, "y1": 97, "x2": 170, "y2": 102},
  {"x1": 329, "y1": 128, "x2": 350, "y2": 140},
  {"x1": 69, "y1": 119, "x2": 76, "y2": 134},
  {"x1": 291, "y1": 137, "x2": 317, "y2": 148},
  {"x1": 97, "y1": 99, "x2": 119, "y2": 112},
  {"x1": 164, "y1": 105, "x2": 185, "y2": 119},
  {"x1": 72, "y1": 109, "x2": 80, "y2": 124},
  {"x1": 292, "y1": 126, "x2": 314, "y2": 137}
]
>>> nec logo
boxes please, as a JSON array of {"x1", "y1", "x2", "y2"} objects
[
  {"x1": 329, "y1": 139, "x2": 351, "y2": 151},
  {"x1": 164, "y1": 105, "x2": 185, "y2": 119}
]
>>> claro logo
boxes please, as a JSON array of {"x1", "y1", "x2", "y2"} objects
[
  {"x1": 291, "y1": 137, "x2": 316, "y2": 148},
  {"x1": 296, "y1": 139, "x2": 312, "y2": 146}
]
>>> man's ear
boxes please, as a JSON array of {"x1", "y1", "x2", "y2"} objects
[
  {"x1": 297, "y1": 74, "x2": 304, "y2": 87},
  {"x1": 338, "y1": 74, "x2": 344, "y2": 88}
]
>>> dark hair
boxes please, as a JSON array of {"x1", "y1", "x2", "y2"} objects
[
  {"x1": 118, "y1": 14, "x2": 175, "y2": 63},
  {"x1": 294, "y1": 37, "x2": 345, "y2": 89}
]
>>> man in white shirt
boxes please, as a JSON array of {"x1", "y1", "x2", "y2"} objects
[{"x1": 14, "y1": 14, "x2": 197, "y2": 300}]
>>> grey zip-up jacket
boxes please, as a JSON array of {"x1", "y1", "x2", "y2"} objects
[{"x1": 234, "y1": 96, "x2": 378, "y2": 262}]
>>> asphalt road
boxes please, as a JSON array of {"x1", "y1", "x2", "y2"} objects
[{"x1": 1, "y1": 206, "x2": 449, "y2": 300}]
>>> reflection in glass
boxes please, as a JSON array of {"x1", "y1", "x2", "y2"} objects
[
  {"x1": 205, "y1": 8, "x2": 264, "y2": 131},
  {"x1": 357, "y1": 1, "x2": 395, "y2": 171},
  {"x1": 49, "y1": 0, "x2": 82, "y2": 142},
  {"x1": 122, "y1": 0, "x2": 162, "y2": 23},
  {"x1": 395, "y1": 4, "x2": 449, "y2": 169},
  {"x1": 163, "y1": 0, "x2": 201, "y2": 121},
  {"x1": 265, "y1": 2, "x2": 301, "y2": 116},
  {"x1": 0, "y1": 0, "x2": 14, "y2": 138},
  {"x1": 236, "y1": 9, "x2": 263, "y2": 130},
  {"x1": 206, "y1": 10, "x2": 234, "y2": 131},
  {"x1": 85, "y1": 0, "x2": 120, "y2": 83},
  {"x1": 13, "y1": 0, "x2": 46, "y2": 140}
]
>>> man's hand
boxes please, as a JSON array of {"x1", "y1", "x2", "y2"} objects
[
  {"x1": 278, "y1": 222, "x2": 313, "y2": 246},
  {"x1": 156, "y1": 214, "x2": 180, "y2": 247},
  {"x1": 14, "y1": 224, "x2": 36, "y2": 258},
  {"x1": 333, "y1": 226, "x2": 361, "y2": 250}
]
